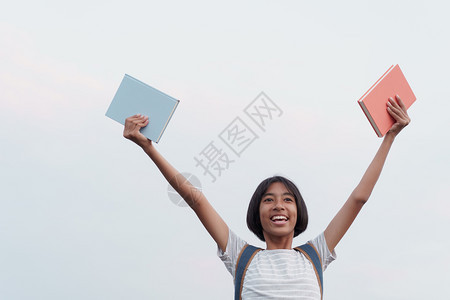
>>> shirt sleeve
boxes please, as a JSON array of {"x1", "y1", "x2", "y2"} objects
[
  {"x1": 308, "y1": 232, "x2": 337, "y2": 272},
  {"x1": 217, "y1": 229, "x2": 248, "y2": 280}
]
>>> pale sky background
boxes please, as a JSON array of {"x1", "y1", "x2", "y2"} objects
[{"x1": 1, "y1": 0, "x2": 449, "y2": 299}]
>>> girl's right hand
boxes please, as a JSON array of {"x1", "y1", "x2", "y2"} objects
[{"x1": 123, "y1": 114, "x2": 151, "y2": 147}]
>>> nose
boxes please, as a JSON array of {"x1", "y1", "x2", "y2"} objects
[{"x1": 273, "y1": 198, "x2": 285, "y2": 210}]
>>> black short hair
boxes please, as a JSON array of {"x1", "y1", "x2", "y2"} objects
[{"x1": 246, "y1": 176, "x2": 308, "y2": 242}]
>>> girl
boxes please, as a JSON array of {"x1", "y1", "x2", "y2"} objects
[{"x1": 122, "y1": 95, "x2": 410, "y2": 299}]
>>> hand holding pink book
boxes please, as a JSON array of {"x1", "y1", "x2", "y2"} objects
[{"x1": 358, "y1": 65, "x2": 416, "y2": 137}]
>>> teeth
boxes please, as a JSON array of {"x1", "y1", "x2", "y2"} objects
[{"x1": 271, "y1": 216, "x2": 288, "y2": 221}]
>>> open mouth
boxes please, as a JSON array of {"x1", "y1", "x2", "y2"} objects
[{"x1": 270, "y1": 215, "x2": 289, "y2": 225}]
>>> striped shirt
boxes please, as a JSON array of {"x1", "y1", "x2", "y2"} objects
[{"x1": 217, "y1": 230, "x2": 336, "y2": 299}]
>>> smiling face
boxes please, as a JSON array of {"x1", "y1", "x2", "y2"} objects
[{"x1": 259, "y1": 182, "x2": 298, "y2": 241}]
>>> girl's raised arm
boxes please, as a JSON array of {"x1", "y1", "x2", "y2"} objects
[
  {"x1": 324, "y1": 95, "x2": 411, "y2": 253},
  {"x1": 123, "y1": 114, "x2": 229, "y2": 252}
]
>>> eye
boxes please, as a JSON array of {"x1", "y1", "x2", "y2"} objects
[
  {"x1": 284, "y1": 198, "x2": 294, "y2": 202},
  {"x1": 263, "y1": 198, "x2": 273, "y2": 202}
]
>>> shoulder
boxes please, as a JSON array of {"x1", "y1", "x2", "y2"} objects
[
  {"x1": 306, "y1": 232, "x2": 337, "y2": 271},
  {"x1": 217, "y1": 229, "x2": 248, "y2": 278}
]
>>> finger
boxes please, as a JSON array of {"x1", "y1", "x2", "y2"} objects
[
  {"x1": 388, "y1": 98, "x2": 408, "y2": 119},
  {"x1": 137, "y1": 115, "x2": 149, "y2": 122},
  {"x1": 387, "y1": 106, "x2": 410, "y2": 126},
  {"x1": 387, "y1": 105, "x2": 400, "y2": 120},
  {"x1": 391, "y1": 96, "x2": 410, "y2": 119},
  {"x1": 127, "y1": 115, "x2": 147, "y2": 124},
  {"x1": 387, "y1": 101, "x2": 406, "y2": 120},
  {"x1": 136, "y1": 119, "x2": 149, "y2": 127},
  {"x1": 138, "y1": 115, "x2": 149, "y2": 124},
  {"x1": 395, "y1": 95, "x2": 408, "y2": 111},
  {"x1": 132, "y1": 115, "x2": 149, "y2": 125},
  {"x1": 387, "y1": 109, "x2": 406, "y2": 127},
  {"x1": 128, "y1": 114, "x2": 148, "y2": 120},
  {"x1": 126, "y1": 115, "x2": 142, "y2": 123}
]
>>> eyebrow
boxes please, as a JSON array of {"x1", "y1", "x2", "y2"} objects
[{"x1": 262, "y1": 192, "x2": 294, "y2": 197}]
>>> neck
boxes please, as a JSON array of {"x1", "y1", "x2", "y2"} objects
[{"x1": 264, "y1": 234, "x2": 294, "y2": 250}]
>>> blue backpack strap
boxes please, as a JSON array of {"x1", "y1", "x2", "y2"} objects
[
  {"x1": 234, "y1": 244, "x2": 262, "y2": 300},
  {"x1": 294, "y1": 243, "x2": 323, "y2": 299}
]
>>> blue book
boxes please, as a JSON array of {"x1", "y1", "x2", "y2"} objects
[{"x1": 106, "y1": 74, "x2": 180, "y2": 143}]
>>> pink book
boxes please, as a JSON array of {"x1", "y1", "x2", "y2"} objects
[{"x1": 358, "y1": 64, "x2": 416, "y2": 137}]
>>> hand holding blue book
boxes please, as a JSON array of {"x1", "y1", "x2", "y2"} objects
[{"x1": 106, "y1": 74, "x2": 180, "y2": 143}]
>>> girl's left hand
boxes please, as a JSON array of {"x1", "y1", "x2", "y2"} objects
[{"x1": 386, "y1": 95, "x2": 411, "y2": 137}]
